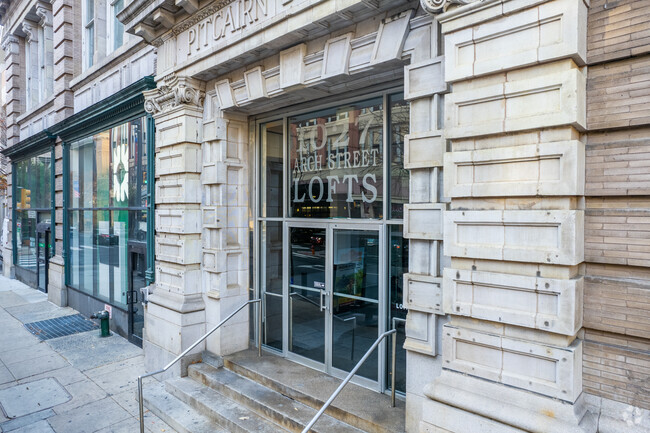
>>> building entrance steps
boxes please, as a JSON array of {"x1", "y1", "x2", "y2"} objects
[{"x1": 142, "y1": 348, "x2": 406, "y2": 433}]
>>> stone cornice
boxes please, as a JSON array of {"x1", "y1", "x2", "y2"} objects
[
  {"x1": 143, "y1": 73, "x2": 206, "y2": 116},
  {"x1": 171, "y1": 0, "x2": 235, "y2": 35}
]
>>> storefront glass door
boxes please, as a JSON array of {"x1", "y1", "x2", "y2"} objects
[{"x1": 287, "y1": 223, "x2": 382, "y2": 383}]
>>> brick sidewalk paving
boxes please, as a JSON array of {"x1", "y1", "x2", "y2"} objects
[{"x1": 0, "y1": 275, "x2": 178, "y2": 433}]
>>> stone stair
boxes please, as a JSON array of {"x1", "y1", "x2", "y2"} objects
[{"x1": 142, "y1": 349, "x2": 406, "y2": 433}]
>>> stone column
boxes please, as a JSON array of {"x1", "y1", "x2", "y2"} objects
[
  {"x1": 47, "y1": 0, "x2": 79, "y2": 306},
  {"x1": 143, "y1": 74, "x2": 207, "y2": 377},
  {"x1": 35, "y1": 2, "x2": 54, "y2": 100},
  {"x1": 51, "y1": 0, "x2": 78, "y2": 123},
  {"x1": 1, "y1": 35, "x2": 21, "y2": 277},
  {"x1": 201, "y1": 92, "x2": 250, "y2": 356},
  {"x1": 418, "y1": 0, "x2": 595, "y2": 431},
  {"x1": 400, "y1": 14, "x2": 448, "y2": 433},
  {"x1": 21, "y1": 21, "x2": 40, "y2": 111}
]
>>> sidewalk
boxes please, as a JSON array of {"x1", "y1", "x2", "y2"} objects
[{"x1": 0, "y1": 275, "x2": 178, "y2": 433}]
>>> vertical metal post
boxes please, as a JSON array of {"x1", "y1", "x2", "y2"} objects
[
  {"x1": 258, "y1": 299, "x2": 262, "y2": 357},
  {"x1": 391, "y1": 331, "x2": 396, "y2": 408},
  {"x1": 138, "y1": 376, "x2": 145, "y2": 433}
]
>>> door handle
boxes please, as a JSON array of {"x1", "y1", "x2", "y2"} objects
[{"x1": 320, "y1": 290, "x2": 326, "y2": 312}]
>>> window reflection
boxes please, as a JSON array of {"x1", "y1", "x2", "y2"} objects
[
  {"x1": 67, "y1": 116, "x2": 150, "y2": 307},
  {"x1": 15, "y1": 152, "x2": 52, "y2": 275},
  {"x1": 289, "y1": 98, "x2": 384, "y2": 219}
]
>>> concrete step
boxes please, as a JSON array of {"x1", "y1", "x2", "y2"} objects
[
  {"x1": 166, "y1": 376, "x2": 292, "y2": 433},
  {"x1": 143, "y1": 380, "x2": 227, "y2": 433},
  {"x1": 223, "y1": 350, "x2": 406, "y2": 433},
  {"x1": 188, "y1": 363, "x2": 365, "y2": 433}
]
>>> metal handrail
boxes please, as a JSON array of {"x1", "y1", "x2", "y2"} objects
[
  {"x1": 137, "y1": 298, "x2": 262, "y2": 433},
  {"x1": 301, "y1": 328, "x2": 398, "y2": 433}
]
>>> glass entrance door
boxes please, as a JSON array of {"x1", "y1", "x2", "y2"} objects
[
  {"x1": 287, "y1": 223, "x2": 382, "y2": 383},
  {"x1": 289, "y1": 226, "x2": 327, "y2": 365}
]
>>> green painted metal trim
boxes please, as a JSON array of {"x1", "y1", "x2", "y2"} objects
[
  {"x1": 1, "y1": 131, "x2": 55, "y2": 159},
  {"x1": 145, "y1": 114, "x2": 155, "y2": 285},
  {"x1": 49, "y1": 76, "x2": 156, "y2": 143},
  {"x1": 50, "y1": 145, "x2": 56, "y2": 261},
  {"x1": 62, "y1": 141, "x2": 70, "y2": 285},
  {"x1": 11, "y1": 161, "x2": 17, "y2": 266}
]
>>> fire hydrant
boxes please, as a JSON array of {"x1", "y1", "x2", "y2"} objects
[{"x1": 90, "y1": 310, "x2": 111, "y2": 337}]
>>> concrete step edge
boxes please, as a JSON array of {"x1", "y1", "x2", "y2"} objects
[
  {"x1": 188, "y1": 363, "x2": 365, "y2": 433},
  {"x1": 143, "y1": 380, "x2": 226, "y2": 433},
  {"x1": 222, "y1": 356, "x2": 396, "y2": 433},
  {"x1": 166, "y1": 376, "x2": 290, "y2": 433}
]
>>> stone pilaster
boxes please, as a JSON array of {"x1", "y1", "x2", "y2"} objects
[
  {"x1": 36, "y1": 2, "x2": 54, "y2": 100},
  {"x1": 2, "y1": 35, "x2": 23, "y2": 148},
  {"x1": 48, "y1": 138, "x2": 66, "y2": 306},
  {"x1": 419, "y1": 0, "x2": 596, "y2": 432},
  {"x1": 401, "y1": 15, "x2": 447, "y2": 433},
  {"x1": 51, "y1": 0, "x2": 78, "y2": 122},
  {"x1": 21, "y1": 21, "x2": 40, "y2": 111},
  {"x1": 143, "y1": 74, "x2": 207, "y2": 377},
  {"x1": 201, "y1": 92, "x2": 250, "y2": 356}
]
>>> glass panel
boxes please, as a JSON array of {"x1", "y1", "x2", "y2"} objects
[
  {"x1": 16, "y1": 211, "x2": 37, "y2": 271},
  {"x1": 332, "y1": 229, "x2": 379, "y2": 380},
  {"x1": 263, "y1": 293, "x2": 283, "y2": 351},
  {"x1": 113, "y1": 0, "x2": 125, "y2": 50},
  {"x1": 261, "y1": 221, "x2": 283, "y2": 350},
  {"x1": 67, "y1": 116, "x2": 151, "y2": 312},
  {"x1": 15, "y1": 151, "x2": 51, "y2": 211},
  {"x1": 289, "y1": 227, "x2": 326, "y2": 363},
  {"x1": 289, "y1": 98, "x2": 384, "y2": 219},
  {"x1": 388, "y1": 94, "x2": 409, "y2": 219},
  {"x1": 260, "y1": 120, "x2": 284, "y2": 218},
  {"x1": 387, "y1": 225, "x2": 408, "y2": 392}
]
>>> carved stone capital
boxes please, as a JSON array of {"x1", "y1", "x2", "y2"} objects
[
  {"x1": 420, "y1": 0, "x2": 475, "y2": 14},
  {"x1": 143, "y1": 73, "x2": 206, "y2": 116},
  {"x1": 1, "y1": 35, "x2": 20, "y2": 53}
]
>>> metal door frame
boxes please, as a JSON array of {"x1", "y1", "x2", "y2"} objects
[
  {"x1": 127, "y1": 242, "x2": 146, "y2": 347},
  {"x1": 284, "y1": 220, "x2": 385, "y2": 391}
]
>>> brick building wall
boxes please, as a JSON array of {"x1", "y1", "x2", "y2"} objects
[{"x1": 585, "y1": 0, "x2": 650, "y2": 411}]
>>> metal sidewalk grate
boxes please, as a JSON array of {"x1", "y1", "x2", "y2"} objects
[{"x1": 24, "y1": 314, "x2": 99, "y2": 341}]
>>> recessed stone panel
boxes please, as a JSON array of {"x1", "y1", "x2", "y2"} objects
[
  {"x1": 443, "y1": 324, "x2": 582, "y2": 402},
  {"x1": 202, "y1": 161, "x2": 227, "y2": 185},
  {"x1": 156, "y1": 235, "x2": 201, "y2": 265},
  {"x1": 203, "y1": 249, "x2": 227, "y2": 274},
  {"x1": 157, "y1": 143, "x2": 202, "y2": 176},
  {"x1": 405, "y1": 56, "x2": 446, "y2": 100},
  {"x1": 444, "y1": 210, "x2": 584, "y2": 265},
  {"x1": 444, "y1": 0, "x2": 587, "y2": 82},
  {"x1": 155, "y1": 261, "x2": 201, "y2": 295},
  {"x1": 155, "y1": 108, "x2": 203, "y2": 147},
  {"x1": 404, "y1": 130, "x2": 444, "y2": 169},
  {"x1": 405, "y1": 273, "x2": 443, "y2": 314},
  {"x1": 443, "y1": 268, "x2": 583, "y2": 335},
  {"x1": 445, "y1": 60, "x2": 586, "y2": 139},
  {"x1": 404, "y1": 203, "x2": 444, "y2": 240},
  {"x1": 156, "y1": 176, "x2": 202, "y2": 204},
  {"x1": 405, "y1": 310, "x2": 436, "y2": 356},
  {"x1": 156, "y1": 209, "x2": 201, "y2": 234},
  {"x1": 444, "y1": 141, "x2": 585, "y2": 197}
]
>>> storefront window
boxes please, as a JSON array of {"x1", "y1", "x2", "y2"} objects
[
  {"x1": 67, "y1": 116, "x2": 150, "y2": 307},
  {"x1": 14, "y1": 151, "x2": 52, "y2": 273}
]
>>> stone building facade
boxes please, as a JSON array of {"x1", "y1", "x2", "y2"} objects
[{"x1": 1, "y1": 0, "x2": 649, "y2": 431}]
